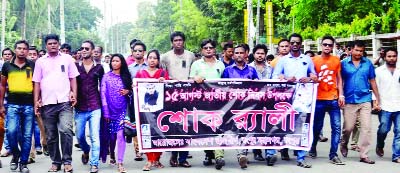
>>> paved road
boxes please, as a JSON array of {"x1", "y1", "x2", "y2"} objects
[{"x1": 1, "y1": 114, "x2": 400, "y2": 173}]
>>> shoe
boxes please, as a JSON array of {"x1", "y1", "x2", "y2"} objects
[
  {"x1": 203, "y1": 156, "x2": 213, "y2": 166},
  {"x1": 266, "y1": 155, "x2": 277, "y2": 166},
  {"x1": 143, "y1": 161, "x2": 152, "y2": 171},
  {"x1": 319, "y1": 135, "x2": 328, "y2": 142},
  {"x1": 47, "y1": 164, "x2": 61, "y2": 172},
  {"x1": 330, "y1": 156, "x2": 345, "y2": 165},
  {"x1": 254, "y1": 154, "x2": 265, "y2": 161},
  {"x1": 10, "y1": 155, "x2": 19, "y2": 171},
  {"x1": 20, "y1": 163, "x2": 30, "y2": 173},
  {"x1": 134, "y1": 152, "x2": 144, "y2": 161},
  {"x1": 309, "y1": 151, "x2": 317, "y2": 158},
  {"x1": 90, "y1": 166, "x2": 99, "y2": 173},
  {"x1": 360, "y1": 157, "x2": 375, "y2": 164},
  {"x1": 280, "y1": 149, "x2": 290, "y2": 160},
  {"x1": 0, "y1": 150, "x2": 11, "y2": 157},
  {"x1": 27, "y1": 157, "x2": 35, "y2": 164},
  {"x1": 109, "y1": 158, "x2": 116, "y2": 165},
  {"x1": 392, "y1": 158, "x2": 400, "y2": 163},
  {"x1": 297, "y1": 160, "x2": 312, "y2": 168},
  {"x1": 169, "y1": 158, "x2": 178, "y2": 167},
  {"x1": 376, "y1": 147, "x2": 384, "y2": 157},
  {"x1": 74, "y1": 143, "x2": 81, "y2": 148},
  {"x1": 238, "y1": 155, "x2": 248, "y2": 169},
  {"x1": 36, "y1": 150, "x2": 43, "y2": 155},
  {"x1": 43, "y1": 145, "x2": 49, "y2": 156},
  {"x1": 178, "y1": 161, "x2": 191, "y2": 168},
  {"x1": 340, "y1": 145, "x2": 348, "y2": 157},
  {"x1": 81, "y1": 153, "x2": 89, "y2": 165},
  {"x1": 215, "y1": 158, "x2": 225, "y2": 170}
]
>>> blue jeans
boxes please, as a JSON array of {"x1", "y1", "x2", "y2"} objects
[
  {"x1": 6, "y1": 104, "x2": 34, "y2": 164},
  {"x1": 311, "y1": 100, "x2": 341, "y2": 159},
  {"x1": 75, "y1": 109, "x2": 101, "y2": 166},
  {"x1": 377, "y1": 110, "x2": 400, "y2": 161},
  {"x1": 33, "y1": 119, "x2": 42, "y2": 150},
  {"x1": 264, "y1": 149, "x2": 276, "y2": 157},
  {"x1": 171, "y1": 151, "x2": 189, "y2": 163}
]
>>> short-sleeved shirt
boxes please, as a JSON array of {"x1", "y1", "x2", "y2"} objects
[
  {"x1": 341, "y1": 56, "x2": 375, "y2": 104},
  {"x1": 272, "y1": 53, "x2": 316, "y2": 79},
  {"x1": 189, "y1": 57, "x2": 225, "y2": 80},
  {"x1": 312, "y1": 55, "x2": 341, "y2": 100},
  {"x1": 1, "y1": 58, "x2": 35, "y2": 105},
  {"x1": 32, "y1": 52, "x2": 80, "y2": 106},
  {"x1": 221, "y1": 63, "x2": 259, "y2": 79},
  {"x1": 160, "y1": 50, "x2": 196, "y2": 80},
  {"x1": 249, "y1": 62, "x2": 273, "y2": 79},
  {"x1": 128, "y1": 61, "x2": 147, "y2": 79}
]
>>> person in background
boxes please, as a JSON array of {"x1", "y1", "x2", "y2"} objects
[
  {"x1": 38, "y1": 50, "x2": 46, "y2": 58},
  {"x1": 60, "y1": 43, "x2": 72, "y2": 55}
]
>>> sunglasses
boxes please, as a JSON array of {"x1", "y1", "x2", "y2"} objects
[
  {"x1": 133, "y1": 49, "x2": 143, "y2": 53},
  {"x1": 80, "y1": 47, "x2": 90, "y2": 51},
  {"x1": 290, "y1": 41, "x2": 301, "y2": 45},
  {"x1": 322, "y1": 43, "x2": 334, "y2": 47},
  {"x1": 203, "y1": 46, "x2": 214, "y2": 50}
]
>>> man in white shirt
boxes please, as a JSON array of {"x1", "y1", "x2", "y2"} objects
[{"x1": 374, "y1": 47, "x2": 400, "y2": 163}]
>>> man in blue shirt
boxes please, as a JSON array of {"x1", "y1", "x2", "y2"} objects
[
  {"x1": 221, "y1": 44, "x2": 258, "y2": 169},
  {"x1": 221, "y1": 44, "x2": 258, "y2": 80},
  {"x1": 340, "y1": 40, "x2": 380, "y2": 164},
  {"x1": 272, "y1": 33, "x2": 317, "y2": 168}
]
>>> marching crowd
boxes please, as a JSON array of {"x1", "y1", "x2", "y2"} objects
[{"x1": 0, "y1": 31, "x2": 398, "y2": 173}]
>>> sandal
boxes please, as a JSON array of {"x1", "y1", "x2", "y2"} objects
[
  {"x1": 64, "y1": 164, "x2": 73, "y2": 173},
  {"x1": 118, "y1": 163, "x2": 127, "y2": 173},
  {"x1": 169, "y1": 158, "x2": 178, "y2": 167},
  {"x1": 297, "y1": 160, "x2": 312, "y2": 168},
  {"x1": 48, "y1": 164, "x2": 61, "y2": 172},
  {"x1": 143, "y1": 162, "x2": 152, "y2": 171},
  {"x1": 135, "y1": 152, "x2": 144, "y2": 161},
  {"x1": 110, "y1": 158, "x2": 116, "y2": 165},
  {"x1": 90, "y1": 166, "x2": 99, "y2": 173},
  {"x1": 153, "y1": 161, "x2": 164, "y2": 168}
]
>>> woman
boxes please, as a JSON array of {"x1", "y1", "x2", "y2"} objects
[
  {"x1": 136, "y1": 50, "x2": 169, "y2": 171},
  {"x1": 100, "y1": 54, "x2": 132, "y2": 173}
]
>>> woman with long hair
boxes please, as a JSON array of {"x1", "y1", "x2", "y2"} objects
[
  {"x1": 135, "y1": 50, "x2": 169, "y2": 171},
  {"x1": 100, "y1": 54, "x2": 132, "y2": 173}
]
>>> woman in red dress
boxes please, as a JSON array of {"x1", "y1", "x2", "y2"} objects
[{"x1": 135, "y1": 49, "x2": 169, "y2": 171}]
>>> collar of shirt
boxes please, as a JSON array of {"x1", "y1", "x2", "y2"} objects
[
  {"x1": 132, "y1": 61, "x2": 147, "y2": 67},
  {"x1": 44, "y1": 52, "x2": 63, "y2": 59},
  {"x1": 78, "y1": 59, "x2": 98, "y2": 67},
  {"x1": 345, "y1": 56, "x2": 368, "y2": 64},
  {"x1": 232, "y1": 62, "x2": 249, "y2": 70},
  {"x1": 10, "y1": 57, "x2": 31, "y2": 68}
]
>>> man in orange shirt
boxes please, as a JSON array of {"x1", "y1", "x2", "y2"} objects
[{"x1": 309, "y1": 36, "x2": 345, "y2": 165}]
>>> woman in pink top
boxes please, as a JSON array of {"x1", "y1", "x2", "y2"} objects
[{"x1": 136, "y1": 50, "x2": 169, "y2": 171}]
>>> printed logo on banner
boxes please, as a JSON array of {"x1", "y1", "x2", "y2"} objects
[
  {"x1": 142, "y1": 136, "x2": 152, "y2": 149},
  {"x1": 141, "y1": 124, "x2": 151, "y2": 136}
]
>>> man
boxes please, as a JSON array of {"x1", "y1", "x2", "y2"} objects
[
  {"x1": 28, "y1": 47, "x2": 39, "y2": 62},
  {"x1": 272, "y1": 33, "x2": 317, "y2": 168},
  {"x1": 340, "y1": 40, "x2": 380, "y2": 164},
  {"x1": 270, "y1": 39, "x2": 290, "y2": 68},
  {"x1": 60, "y1": 43, "x2": 72, "y2": 55},
  {"x1": 374, "y1": 47, "x2": 400, "y2": 163},
  {"x1": 222, "y1": 44, "x2": 258, "y2": 169},
  {"x1": 190, "y1": 39, "x2": 225, "y2": 170},
  {"x1": 309, "y1": 36, "x2": 345, "y2": 165},
  {"x1": 75, "y1": 40, "x2": 104, "y2": 173},
  {"x1": 93, "y1": 46, "x2": 109, "y2": 73},
  {"x1": 221, "y1": 43, "x2": 234, "y2": 67},
  {"x1": 0, "y1": 40, "x2": 35, "y2": 172},
  {"x1": 335, "y1": 43, "x2": 344, "y2": 57},
  {"x1": 160, "y1": 31, "x2": 196, "y2": 167},
  {"x1": 38, "y1": 50, "x2": 46, "y2": 58},
  {"x1": 126, "y1": 39, "x2": 140, "y2": 65},
  {"x1": 373, "y1": 47, "x2": 385, "y2": 67},
  {"x1": 127, "y1": 41, "x2": 147, "y2": 162},
  {"x1": 32, "y1": 34, "x2": 79, "y2": 172}
]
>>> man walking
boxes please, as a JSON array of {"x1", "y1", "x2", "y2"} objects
[
  {"x1": 0, "y1": 40, "x2": 35, "y2": 172},
  {"x1": 75, "y1": 40, "x2": 104, "y2": 173},
  {"x1": 32, "y1": 34, "x2": 79, "y2": 172}
]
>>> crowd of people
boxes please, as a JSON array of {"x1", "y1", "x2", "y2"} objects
[{"x1": 0, "y1": 31, "x2": 398, "y2": 173}]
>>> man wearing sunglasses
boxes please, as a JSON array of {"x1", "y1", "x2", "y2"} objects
[
  {"x1": 310, "y1": 36, "x2": 345, "y2": 165},
  {"x1": 272, "y1": 33, "x2": 317, "y2": 168},
  {"x1": 74, "y1": 40, "x2": 105, "y2": 173}
]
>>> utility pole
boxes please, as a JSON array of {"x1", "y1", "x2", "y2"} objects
[
  {"x1": 247, "y1": 0, "x2": 253, "y2": 50},
  {"x1": 60, "y1": 0, "x2": 65, "y2": 43},
  {"x1": 47, "y1": 0, "x2": 51, "y2": 34},
  {"x1": 1, "y1": 0, "x2": 6, "y2": 51},
  {"x1": 103, "y1": 0, "x2": 107, "y2": 53},
  {"x1": 255, "y1": 0, "x2": 260, "y2": 45}
]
